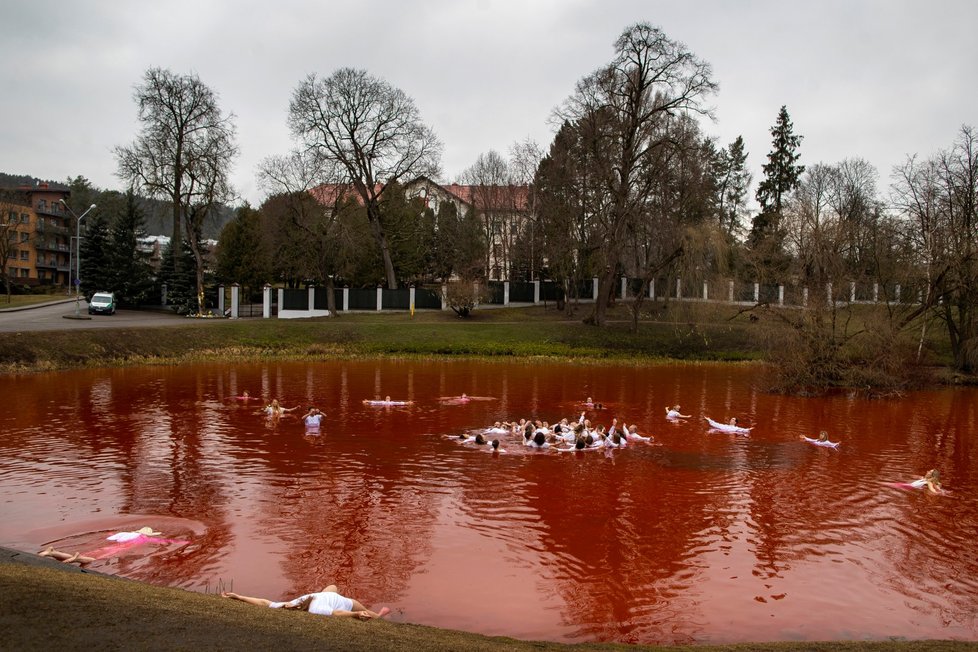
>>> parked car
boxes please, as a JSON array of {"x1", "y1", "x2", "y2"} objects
[{"x1": 88, "y1": 292, "x2": 117, "y2": 315}]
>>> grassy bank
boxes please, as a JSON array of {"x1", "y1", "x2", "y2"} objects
[
  {"x1": 0, "y1": 303, "x2": 767, "y2": 373},
  {"x1": 2, "y1": 552, "x2": 972, "y2": 652}
]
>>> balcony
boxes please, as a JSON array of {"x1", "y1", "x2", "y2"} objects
[
  {"x1": 34, "y1": 220, "x2": 70, "y2": 236},
  {"x1": 34, "y1": 241, "x2": 69, "y2": 253},
  {"x1": 35, "y1": 203, "x2": 69, "y2": 218}
]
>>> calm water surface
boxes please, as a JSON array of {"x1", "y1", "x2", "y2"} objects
[{"x1": 1, "y1": 359, "x2": 977, "y2": 645}]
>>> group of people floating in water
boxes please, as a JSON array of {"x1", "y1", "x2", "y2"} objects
[
  {"x1": 447, "y1": 399, "x2": 947, "y2": 495},
  {"x1": 236, "y1": 390, "x2": 947, "y2": 494}
]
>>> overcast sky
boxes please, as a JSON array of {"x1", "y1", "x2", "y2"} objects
[{"x1": 2, "y1": 0, "x2": 976, "y2": 208}]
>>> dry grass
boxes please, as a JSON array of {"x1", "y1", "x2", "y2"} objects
[{"x1": 2, "y1": 552, "x2": 972, "y2": 652}]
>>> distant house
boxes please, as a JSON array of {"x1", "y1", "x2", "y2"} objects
[
  {"x1": 137, "y1": 235, "x2": 169, "y2": 272},
  {"x1": 1, "y1": 183, "x2": 72, "y2": 287},
  {"x1": 309, "y1": 176, "x2": 531, "y2": 281}
]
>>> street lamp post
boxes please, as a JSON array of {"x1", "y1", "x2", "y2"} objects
[{"x1": 60, "y1": 200, "x2": 96, "y2": 318}]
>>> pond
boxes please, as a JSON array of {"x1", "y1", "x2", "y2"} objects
[{"x1": 1, "y1": 359, "x2": 976, "y2": 645}]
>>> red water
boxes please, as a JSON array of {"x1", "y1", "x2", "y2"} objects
[{"x1": 2, "y1": 359, "x2": 977, "y2": 645}]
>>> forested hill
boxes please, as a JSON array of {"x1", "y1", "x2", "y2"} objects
[{"x1": 0, "y1": 172, "x2": 234, "y2": 238}]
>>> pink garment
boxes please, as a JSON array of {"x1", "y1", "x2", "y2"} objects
[{"x1": 86, "y1": 533, "x2": 190, "y2": 559}]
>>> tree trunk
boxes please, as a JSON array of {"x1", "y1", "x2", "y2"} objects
[
  {"x1": 587, "y1": 266, "x2": 617, "y2": 326},
  {"x1": 325, "y1": 275, "x2": 337, "y2": 316},
  {"x1": 366, "y1": 203, "x2": 398, "y2": 289}
]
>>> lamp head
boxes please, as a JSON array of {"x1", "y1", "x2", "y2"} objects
[{"x1": 89, "y1": 204, "x2": 96, "y2": 209}]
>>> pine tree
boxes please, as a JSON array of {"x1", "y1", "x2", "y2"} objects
[
  {"x1": 714, "y1": 135, "x2": 751, "y2": 237},
  {"x1": 107, "y1": 191, "x2": 154, "y2": 306},
  {"x1": 750, "y1": 106, "x2": 804, "y2": 262},
  {"x1": 755, "y1": 106, "x2": 804, "y2": 216},
  {"x1": 158, "y1": 239, "x2": 201, "y2": 314},
  {"x1": 78, "y1": 213, "x2": 112, "y2": 298}
]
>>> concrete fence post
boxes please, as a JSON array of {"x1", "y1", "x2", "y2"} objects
[
  {"x1": 803, "y1": 287, "x2": 809, "y2": 307},
  {"x1": 753, "y1": 282, "x2": 759, "y2": 303},
  {"x1": 218, "y1": 285, "x2": 225, "y2": 316},
  {"x1": 262, "y1": 284, "x2": 271, "y2": 318},
  {"x1": 376, "y1": 285, "x2": 383, "y2": 311},
  {"x1": 703, "y1": 280, "x2": 709, "y2": 301},
  {"x1": 676, "y1": 278, "x2": 682, "y2": 300},
  {"x1": 277, "y1": 288, "x2": 284, "y2": 318},
  {"x1": 650, "y1": 278, "x2": 655, "y2": 300},
  {"x1": 850, "y1": 281, "x2": 856, "y2": 303},
  {"x1": 503, "y1": 281, "x2": 510, "y2": 306},
  {"x1": 827, "y1": 282, "x2": 833, "y2": 304},
  {"x1": 592, "y1": 277, "x2": 599, "y2": 301},
  {"x1": 621, "y1": 276, "x2": 627, "y2": 300},
  {"x1": 342, "y1": 287, "x2": 349, "y2": 312},
  {"x1": 728, "y1": 280, "x2": 734, "y2": 303},
  {"x1": 895, "y1": 284, "x2": 901, "y2": 304},
  {"x1": 778, "y1": 285, "x2": 784, "y2": 306},
  {"x1": 873, "y1": 282, "x2": 879, "y2": 303},
  {"x1": 307, "y1": 285, "x2": 315, "y2": 313},
  {"x1": 409, "y1": 286, "x2": 416, "y2": 313},
  {"x1": 230, "y1": 283, "x2": 240, "y2": 319},
  {"x1": 442, "y1": 284, "x2": 448, "y2": 311},
  {"x1": 533, "y1": 280, "x2": 540, "y2": 305}
]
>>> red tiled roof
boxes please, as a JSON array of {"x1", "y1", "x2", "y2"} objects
[
  {"x1": 441, "y1": 184, "x2": 529, "y2": 212},
  {"x1": 309, "y1": 180, "x2": 529, "y2": 212},
  {"x1": 308, "y1": 183, "x2": 383, "y2": 207}
]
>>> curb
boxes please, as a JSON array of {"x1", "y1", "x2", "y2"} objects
[{"x1": 0, "y1": 299, "x2": 78, "y2": 313}]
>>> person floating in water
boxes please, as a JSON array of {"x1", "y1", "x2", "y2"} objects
[
  {"x1": 799, "y1": 431, "x2": 840, "y2": 448},
  {"x1": 38, "y1": 526, "x2": 188, "y2": 564},
  {"x1": 363, "y1": 395, "x2": 412, "y2": 406},
  {"x1": 665, "y1": 405, "x2": 691, "y2": 419},
  {"x1": 222, "y1": 584, "x2": 390, "y2": 620},
  {"x1": 911, "y1": 469, "x2": 944, "y2": 494}
]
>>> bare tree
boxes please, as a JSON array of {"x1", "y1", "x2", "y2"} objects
[
  {"x1": 288, "y1": 68, "x2": 442, "y2": 289},
  {"x1": 555, "y1": 22, "x2": 717, "y2": 326},
  {"x1": 0, "y1": 190, "x2": 25, "y2": 302},
  {"x1": 462, "y1": 150, "x2": 513, "y2": 279},
  {"x1": 115, "y1": 67, "x2": 238, "y2": 312},
  {"x1": 892, "y1": 126, "x2": 978, "y2": 371}
]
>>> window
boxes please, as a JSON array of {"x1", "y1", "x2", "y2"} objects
[
  {"x1": 20, "y1": 268, "x2": 29, "y2": 278},
  {"x1": 6, "y1": 249, "x2": 15, "y2": 259},
  {"x1": 20, "y1": 250, "x2": 29, "y2": 260},
  {"x1": 7, "y1": 231, "x2": 15, "y2": 242},
  {"x1": 20, "y1": 232, "x2": 29, "y2": 242},
  {"x1": 20, "y1": 213, "x2": 29, "y2": 224},
  {"x1": 38, "y1": 199, "x2": 47, "y2": 211},
  {"x1": 6, "y1": 210, "x2": 14, "y2": 222}
]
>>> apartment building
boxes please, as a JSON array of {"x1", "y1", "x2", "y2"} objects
[
  {"x1": 310, "y1": 176, "x2": 531, "y2": 281},
  {"x1": 2, "y1": 183, "x2": 72, "y2": 287}
]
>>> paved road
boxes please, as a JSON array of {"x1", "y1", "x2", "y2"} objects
[{"x1": 0, "y1": 300, "x2": 198, "y2": 332}]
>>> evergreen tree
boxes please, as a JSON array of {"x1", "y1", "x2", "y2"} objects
[
  {"x1": 755, "y1": 106, "x2": 805, "y2": 217},
  {"x1": 107, "y1": 191, "x2": 155, "y2": 306},
  {"x1": 714, "y1": 135, "x2": 751, "y2": 237},
  {"x1": 216, "y1": 205, "x2": 271, "y2": 297},
  {"x1": 78, "y1": 212, "x2": 112, "y2": 298},
  {"x1": 158, "y1": 239, "x2": 202, "y2": 314},
  {"x1": 378, "y1": 182, "x2": 431, "y2": 284},
  {"x1": 749, "y1": 106, "x2": 804, "y2": 274}
]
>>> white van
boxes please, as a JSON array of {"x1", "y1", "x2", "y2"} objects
[{"x1": 88, "y1": 292, "x2": 116, "y2": 315}]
